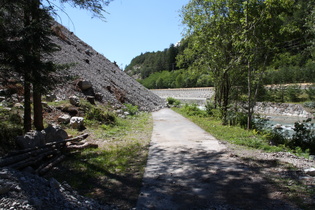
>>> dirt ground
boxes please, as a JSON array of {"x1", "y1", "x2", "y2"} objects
[{"x1": 136, "y1": 108, "x2": 314, "y2": 210}]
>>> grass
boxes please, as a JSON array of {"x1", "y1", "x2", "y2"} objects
[
  {"x1": 173, "y1": 106, "x2": 315, "y2": 209},
  {"x1": 45, "y1": 112, "x2": 153, "y2": 209},
  {"x1": 173, "y1": 107, "x2": 283, "y2": 153}
]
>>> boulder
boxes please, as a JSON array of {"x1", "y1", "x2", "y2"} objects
[
  {"x1": 304, "y1": 168, "x2": 315, "y2": 176},
  {"x1": 44, "y1": 125, "x2": 68, "y2": 143},
  {"x1": 70, "y1": 117, "x2": 84, "y2": 129},
  {"x1": 69, "y1": 96, "x2": 80, "y2": 106},
  {"x1": 62, "y1": 106, "x2": 79, "y2": 116},
  {"x1": 13, "y1": 103, "x2": 24, "y2": 109},
  {"x1": 58, "y1": 114, "x2": 71, "y2": 124},
  {"x1": 78, "y1": 80, "x2": 92, "y2": 91},
  {"x1": 87, "y1": 96, "x2": 95, "y2": 105},
  {"x1": 46, "y1": 94, "x2": 57, "y2": 102},
  {"x1": 16, "y1": 130, "x2": 46, "y2": 149}
]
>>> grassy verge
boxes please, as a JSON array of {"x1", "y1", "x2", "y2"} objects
[
  {"x1": 45, "y1": 112, "x2": 153, "y2": 209},
  {"x1": 173, "y1": 106, "x2": 315, "y2": 209},
  {"x1": 172, "y1": 107, "x2": 283, "y2": 152}
]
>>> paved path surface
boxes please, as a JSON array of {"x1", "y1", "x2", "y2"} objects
[{"x1": 136, "y1": 108, "x2": 297, "y2": 210}]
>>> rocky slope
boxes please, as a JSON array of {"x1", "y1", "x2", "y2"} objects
[{"x1": 49, "y1": 23, "x2": 165, "y2": 111}]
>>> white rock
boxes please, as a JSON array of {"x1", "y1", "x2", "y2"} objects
[
  {"x1": 58, "y1": 114, "x2": 71, "y2": 124},
  {"x1": 70, "y1": 117, "x2": 84, "y2": 129},
  {"x1": 13, "y1": 103, "x2": 24, "y2": 109},
  {"x1": 304, "y1": 168, "x2": 315, "y2": 176}
]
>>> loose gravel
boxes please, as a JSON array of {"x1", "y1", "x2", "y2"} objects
[{"x1": 0, "y1": 168, "x2": 113, "y2": 210}]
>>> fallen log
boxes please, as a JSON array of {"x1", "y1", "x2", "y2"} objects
[
  {"x1": 3, "y1": 133, "x2": 89, "y2": 158},
  {"x1": 8, "y1": 150, "x2": 59, "y2": 170},
  {"x1": 66, "y1": 142, "x2": 98, "y2": 150},
  {"x1": 37, "y1": 154, "x2": 66, "y2": 175},
  {"x1": 0, "y1": 133, "x2": 93, "y2": 175},
  {"x1": 0, "y1": 148, "x2": 52, "y2": 167}
]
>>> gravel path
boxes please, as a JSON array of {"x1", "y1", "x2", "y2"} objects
[{"x1": 136, "y1": 108, "x2": 298, "y2": 210}]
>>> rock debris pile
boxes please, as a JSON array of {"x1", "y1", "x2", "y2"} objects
[
  {"x1": 49, "y1": 23, "x2": 165, "y2": 111},
  {"x1": 0, "y1": 168, "x2": 111, "y2": 210}
]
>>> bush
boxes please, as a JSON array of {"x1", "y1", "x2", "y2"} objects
[
  {"x1": 264, "y1": 129, "x2": 288, "y2": 146},
  {"x1": 290, "y1": 120, "x2": 315, "y2": 154},
  {"x1": 304, "y1": 101, "x2": 315, "y2": 109},
  {"x1": 0, "y1": 109, "x2": 23, "y2": 154},
  {"x1": 86, "y1": 107, "x2": 117, "y2": 125},
  {"x1": 286, "y1": 85, "x2": 302, "y2": 102},
  {"x1": 167, "y1": 97, "x2": 181, "y2": 107},
  {"x1": 181, "y1": 104, "x2": 206, "y2": 117},
  {"x1": 205, "y1": 101, "x2": 215, "y2": 116},
  {"x1": 123, "y1": 103, "x2": 139, "y2": 116}
]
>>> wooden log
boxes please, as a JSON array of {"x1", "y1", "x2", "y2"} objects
[
  {"x1": 9, "y1": 149, "x2": 59, "y2": 170},
  {"x1": 37, "y1": 154, "x2": 66, "y2": 175},
  {"x1": 1, "y1": 133, "x2": 89, "y2": 159},
  {"x1": 66, "y1": 142, "x2": 98, "y2": 150},
  {"x1": 0, "y1": 147, "x2": 52, "y2": 167}
]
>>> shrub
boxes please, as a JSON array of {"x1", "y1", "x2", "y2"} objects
[
  {"x1": 123, "y1": 103, "x2": 139, "y2": 116},
  {"x1": 167, "y1": 97, "x2": 181, "y2": 107},
  {"x1": 0, "y1": 109, "x2": 23, "y2": 154},
  {"x1": 181, "y1": 104, "x2": 206, "y2": 117},
  {"x1": 286, "y1": 85, "x2": 302, "y2": 102},
  {"x1": 306, "y1": 85, "x2": 315, "y2": 100},
  {"x1": 304, "y1": 101, "x2": 315, "y2": 109},
  {"x1": 205, "y1": 101, "x2": 215, "y2": 116},
  {"x1": 290, "y1": 120, "x2": 315, "y2": 154},
  {"x1": 264, "y1": 129, "x2": 288, "y2": 146},
  {"x1": 86, "y1": 107, "x2": 117, "y2": 125}
]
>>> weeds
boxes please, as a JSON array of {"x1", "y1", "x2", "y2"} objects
[
  {"x1": 166, "y1": 97, "x2": 181, "y2": 107},
  {"x1": 46, "y1": 112, "x2": 153, "y2": 209}
]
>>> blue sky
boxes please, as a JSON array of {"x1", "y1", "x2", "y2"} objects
[{"x1": 53, "y1": 0, "x2": 190, "y2": 69}]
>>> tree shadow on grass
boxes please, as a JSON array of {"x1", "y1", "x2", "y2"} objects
[{"x1": 45, "y1": 145, "x2": 149, "y2": 209}]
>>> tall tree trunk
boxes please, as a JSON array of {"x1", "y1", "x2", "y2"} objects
[
  {"x1": 33, "y1": 90, "x2": 44, "y2": 130},
  {"x1": 247, "y1": 60, "x2": 252, "y2": 130},
  {"x1": 31, "y1": 0, "x2": 44, "y2": 131},
  {"x1": 23, "y1": 76, "x2": 32, "y2": 133},
  {"x1": 23, "y1": 1, "x2": 32, "y2": 133}
]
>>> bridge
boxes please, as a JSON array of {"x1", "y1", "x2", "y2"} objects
[{"x1": 150, "y1": 87, "x2": 215, "y2": 105}]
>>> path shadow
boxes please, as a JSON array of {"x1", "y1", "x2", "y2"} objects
[{"x1": 137, "y1": 145, "x2": 298, "y2": 210}]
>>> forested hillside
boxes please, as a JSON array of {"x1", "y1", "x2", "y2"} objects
[{"x1": 125, "y1": 0, "x2": 315, "y2": 90}]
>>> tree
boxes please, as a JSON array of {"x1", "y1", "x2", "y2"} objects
[
  {"x1": 179, "y1": 0, "x2": 315, "y2": 127},
  {"x1": 0, "y1": 0, "x2": 113, "y2": 132}
]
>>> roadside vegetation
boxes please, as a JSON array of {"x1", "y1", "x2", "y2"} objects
[
  {"x1": 170, "y1": 99, "x2": 315, "y2": 209},
  {"x1": 168, "y1": 97, "x2": 315, "y2": 158},
  {"x1": 0, "y1": 98, "x2": 152, "y2": 209},
  {"x1": 43, "y1": 101, "x2": 153, "y2": 209}
]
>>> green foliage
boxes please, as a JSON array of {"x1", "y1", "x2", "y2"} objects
[
  {"x1": 173, "y1": 107, "x2": 278, "y2": 152},
  {"x1": 166, "y1": 97, "x2": 181, "y2": 107},
  {"x1": 125, "y1": 44, "x2": 181, "y2": 79},
  {"x1": 305, "y1": 85, "x2": 315, "y2": 101},
  {"x1": 205, "y1": 101, "x2": 215, "y2": 116},
  {"x1": 290, "y1": 121, "x2": 315, "y2": 154},
  {"x1": 0, "y1": 108, "x2": 23, "y2": 154},
  {"x1": 47, "y1": 112, "x2": 153, "y2": 208},
  {"x1": 304, "y1": 101, "x2": 315, "y2": 109},
  {"x1": 123, "y1": 103, "x2": 139, "y2": 116},
  {"x1": 264, "y1": 129, "x2": 288, "y2": 146},
  {"x1": 86, "y1": 106, "x2": 117, "y2": 125},
  {"x1": 181, "y1": 104, "x2": 206, "y2": 117},
  {"x1": 140, "y1": 69, "x2": 213, "y2": 89}
]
